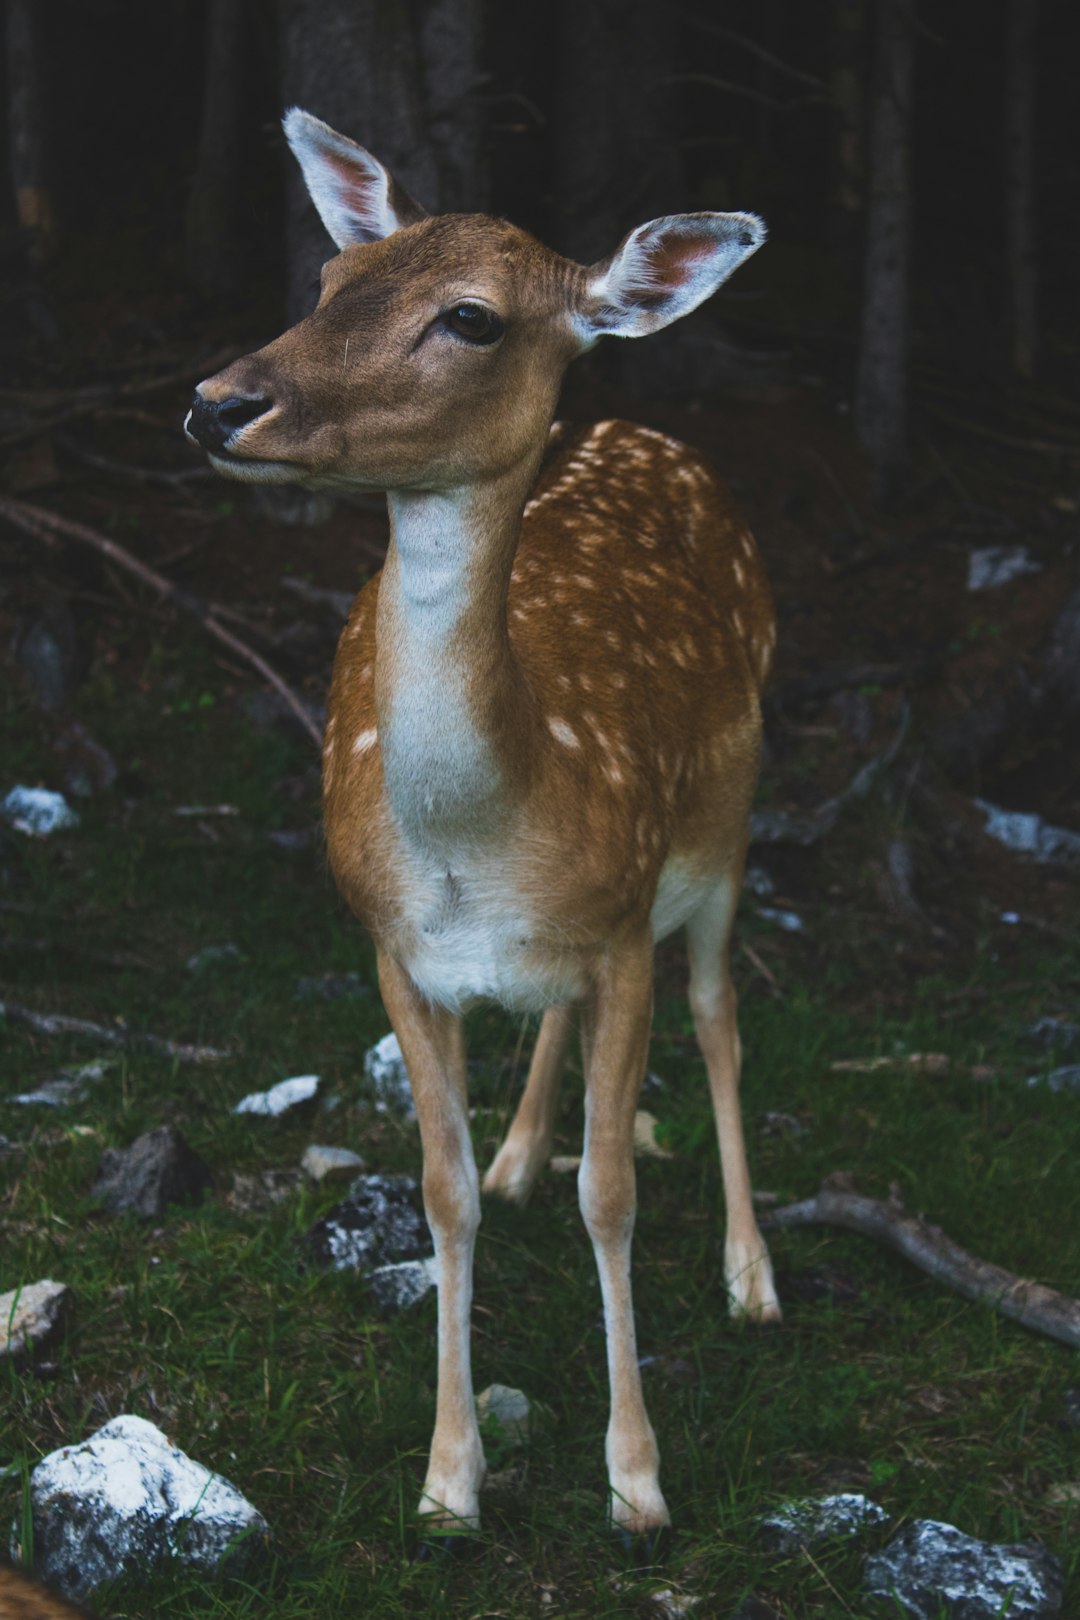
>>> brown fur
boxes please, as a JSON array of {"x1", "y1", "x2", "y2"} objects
[
  {"x1": 191, "y1": 128, "x2": 778, "y2": 1535},
  {"x1": 0, "y1": 1566, "x2": 91, "y2": 1620}
]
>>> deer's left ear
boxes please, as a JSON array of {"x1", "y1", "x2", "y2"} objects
[
  {"x1": 283, "y1": 107, "x2": 428, "y2": 249},
  {"x1": 578, "y1": 212, "x2": 766, "y2": 341}
]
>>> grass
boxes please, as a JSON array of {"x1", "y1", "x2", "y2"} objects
[{"x1": 2, "y1": 627, "x2": 1079, "y2": 1618}]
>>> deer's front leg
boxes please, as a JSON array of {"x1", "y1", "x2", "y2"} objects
[
  {"x1": 377, "y1": 952, "x2": 485, "y2": 1531},
  {"x1": 579, "y1": 936, "x2": 670, "y2": 1536}
]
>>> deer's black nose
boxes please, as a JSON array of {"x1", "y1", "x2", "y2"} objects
[{"x1": 186, "y1": 391, "x2": 272, "y2": 452}]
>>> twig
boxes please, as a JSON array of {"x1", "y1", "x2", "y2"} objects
[
  {"x1": 922, "y1": 401, "x2": 1080, "y2": 458},
  {"x1": 673, "y1": 13, "x2": 829, "y2": 90},
  {"x1": 1, "y1": 1001, "x2": 228, "y2": 1064},
  {"x1": 741, "y1": 941, "x2": 783, "y2": 998},
  {"x1": 281, "y1": 575, "x2": 354, "y2": 619},
  {"x1": 0, "y1": 494, "x2": 322, "y2": 750},
  {"x1": 658, "y1": 73, "x2": 826, "y2": 112},
  {"x1": 0, "y1": 346, "x2": 246, "y2": 448},
  {"x1": 55, "y1": 432, "x2": 214, "y2": 490},
  {"x1": 768, "y1": 1180, "x2": 1080, "y2": 1350},
  {"x1": 750, "y1": 703, "x2": 910, "y2": 846}
]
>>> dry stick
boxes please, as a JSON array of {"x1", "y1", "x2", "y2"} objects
[
  {"x1": 1, "y1": 1001, "x2": 228, "y2": 1065},
  {"x1": 0, "y1": 494, "x2": 322, "y2": 750},
  {"x1": 768, "y1": 1183, "x2": 1080, "y2": 1350}
]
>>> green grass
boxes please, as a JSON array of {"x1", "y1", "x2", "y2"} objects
[{"x1": 2, "y1": 630, "x2": 1079, "y2": 1618}]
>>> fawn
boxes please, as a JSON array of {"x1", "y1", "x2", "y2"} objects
[{"x1": 186, "y1": 108, "x2": 780, "y2": 1540}]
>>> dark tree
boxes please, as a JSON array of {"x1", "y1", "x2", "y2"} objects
[
  {"x1": 552, "y1": 0, "x2": 682, "y2": 266},
  {"x1": 1005, "y1": 0, "x2": 1039, "y2": 379},
  {"x1": 6, "y1": 0, "x2": 55, "y2": 264},
  {"x1": 186, "y1": 0, "x2": 247, "y2": 299},
  {"x1": 828, "y1": 0, "x2": 865, "y2": 261},
  {"x1": 854, "y1": 0, "x2": 914, "y2": 500},
  {"x1": 277, "y1": 0, "x2": 485, "y2": 326}
]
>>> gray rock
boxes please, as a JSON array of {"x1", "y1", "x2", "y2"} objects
[
  {"x1": 227, "y1": 1168, "x2": 303, "y2": 1213},
  {"x1": 54, "y1": 721, "x2": 118, "y2": 798},
  {"x1": 1062, "y1": 1390, "x2": 1080, "y2": 1431},
  {"x1": 363, "y1": 1033, "x2": 414, "y2": 1117},
  {"x1": 1025, "y1": 1017, "x2": 1080, "y2": 1054},
  {"x1": 305, "y1": 1173, "x2": 428, "y2": 1273},
  {"x1": 92, "y1": 1127, "x2": 211, "y2": 1218},
  {"x1": 12, "y1": 1062, "x2": 109, "y2": 1107},
  {"x1": 1028, "y1": 1064, "x2": 1080, "y2": 1095},
  {"x1": 1, "y1": 787, "x2": 80, "y2": 837},
  {"x1": 0, "y1": 1280, "x2": 72, "y2": 1362},
  {"x1": 743, "y1": 865, "x2": 775, "y2": 897},
  {"x1": 975, "y1": 799, "x2": 1080, "y2": 865},
  {"x1": 233, "y1": 1074, "x2": 319, "y2": 1117},
  {"x1": 864, "y1": 1519, "x2": 1063, "y2": 1619},
  {"x1": 967, "y1": 545, "x2": 1040, "y2": 592},
  {"x1": 756, "y1": 905, "x2": 805, "y2": 932},
  {"x1": 476, "y1": 1384, "x2": 532, "y2": 1445},
  {"x1": 369, "y1": 1256, "x2": 438, "y2": 1315},
  {"x1": 25, "y1": 1413, "x2": 270, "y2": 1602},
  {"x1": 301, "y1": 1144, "x2": 365, "y2": 1183},
  {"x1": 760, "y1": 1492, "x2": 890, "y2": 1554}
]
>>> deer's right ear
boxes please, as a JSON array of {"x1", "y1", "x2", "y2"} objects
[{"x1": 282, "y1": 108, "x2": 428, "y2": 248}]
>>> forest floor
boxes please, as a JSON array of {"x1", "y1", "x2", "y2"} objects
[{"x1": 1, "y1": 275, "x2": 1079, "y2": 1617}]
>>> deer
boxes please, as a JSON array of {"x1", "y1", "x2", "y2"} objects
[{"x1": 185, "y1": 108, "x2": 780, "y2": 1544}]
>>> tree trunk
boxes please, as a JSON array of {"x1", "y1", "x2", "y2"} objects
[
  {"x1": 1005, "y1": 0, "x2": 1038, "y2": 380},
  {"x1": 854, "y1": 0, "x2": 914, "y2": 503},
  {"x1": 186, "y1": 0, "x2": 247, "y2": 299},
  {"x1": 828, "y1": 0, "x2": 865, "y2": 264},
  {"x1": 6, "y1": 0, "x2": 55, "y2": 264},
  {"x1": 552, "y1": 0, "x2": 683, "y2": 266},
  {"x1": 278, "y1": 0, "x2": 484, "y2": 326}
]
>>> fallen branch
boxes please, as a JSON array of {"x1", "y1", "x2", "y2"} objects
[
  {"x1": 55, "y1": 432, "x2": 214, "y2": 490},
  {"x1": 768, "y1": 1180, "x2": 1080, "y2": 1350},
  {"x1": 0, "y1": 494, "x2": 321, "y2": 749},
  {"x1": 1, "y1": 1001, "x2": 228, "y2": 1065},
  {"x1": 750, "y1": 703, "x2": 910, "y2": 847}
]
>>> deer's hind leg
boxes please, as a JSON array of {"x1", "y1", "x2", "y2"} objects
[
  {"x1": 483, "y1": 1004, "x2": 574, "y2": 1203},
  {"x1": 686, "y1": 878, "x2": 781, "y2": 1324}
]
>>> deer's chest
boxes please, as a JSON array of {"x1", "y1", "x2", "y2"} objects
[{"x1": 389, "y1": 857, "x2": 591, "y2": 1014}]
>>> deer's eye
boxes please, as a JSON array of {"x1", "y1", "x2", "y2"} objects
[{"x1": 440, "y1": 303, "x2": 505, "y2": 345}]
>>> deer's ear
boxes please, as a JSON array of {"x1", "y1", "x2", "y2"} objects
[
  {"x1": 578, "y1": 212, "x2": 766, "y2": 341},
  {"x1": 282, "y1": 108, "x2": 428, "y2": 248}
]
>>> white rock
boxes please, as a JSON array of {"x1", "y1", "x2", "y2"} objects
[
  {"x1": 0, "y1": 1280, "x2": 72, "y2": 1361},
  {"x1": 369, "y1": 1256, "x2": 438, "y2": 1315},
  {"x1": 476, "y1": 1383, "x2": 532, "y2": 1444},
  {"x1": 756, "y1": 904, "x2": 805, "y2": 932},
  {"x1": 233, "y1": 1074, "x2": 319, "y2": 1116},
  {"x1": 301, "y1": 1144, "x2": 366, "y2": 1182},
  {"x1": 24, "y1": 1414, "x2": 270, "y2": 1601},
  {"x1": 864, "y1": 1518, "x2": 1062, "y2": 1619},
  {"x1": 760, "y1": 1491, "x2": 890, "y2": 1553},
  {"x1": 1, "y1": 786, "x2": 80, "y2": 837},
  {"x1": 975, "y1": 799, "x2": 1080, "y2": 864},
  {"x1": 967, "y1": 545, "x2": 1041, "y2": 591},
  {"x1": 363, "y1": 1033, "x2": 414, "y2": 1116}
]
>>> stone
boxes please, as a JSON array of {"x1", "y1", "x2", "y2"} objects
[
  {"x1": 975, "y1": 799, "x2": 1080, "y2": 865},
  {"x1": 12, "y1": 1062, "x2": 109, "y2": 1108},
  {"x1": 369, "y1": 1256, "x2": 438, "y2": 1315},
  {"x1": 863, "y1": 1519, "x2": 1063, "y2": 1619},
  {"x1": 967, "y1": 545, "x2": 1040, "y2": 592},
  {"x1": 760, "y1": 1491, "x2": 889, "y2": 1553},
  {"x1": 54, "y1": 721, "x2": 118, "y2": 799},
  {"x1": 233, "y1": 1074, "x2": 319, "y2": 1117},
  {"x1": 226, "y1": 1168, "x2": 303, "y2": 1213},
  {"x1": 1, "y1": 787, "x2": 80, "y2": 837},
  {"x1": 0, "y1": 1280, "x2": 72, "y2": 1362},
  {"x1": 1028, "y1": 1064, "x2": 1080, "y2": 1095},
  {"x1": 26, "y1": 1413, "x2": 270, "y2": 1602},
  {"x1": 91, "y1": 1126, "x2": 211, "y2": 1218},
  {"x1": 305, "y1": 1173, "x2": 428, "y2": 1273},
  {"x1": 301, "y1": 1144, "x2": 365, "y2": 1183},
  {"x1": 476, "y1": 1384, "x2": 532, "y2": 1445},
  {"x1": 1025, "y1": 1017, "x2": 1080, "y2": 1053},
  {"x1": 756, "y1": 905, "x2": 805, "y2": 932},
  {"x1": 363, "y1": 1033, "x2": 414, "y2": 1117}
]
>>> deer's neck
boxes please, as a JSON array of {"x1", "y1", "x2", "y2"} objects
[{"x1": 375, "y1": 463, "x2": 538, "y2": 849}]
